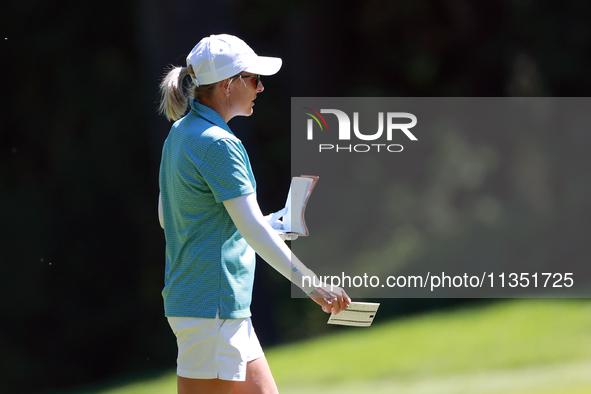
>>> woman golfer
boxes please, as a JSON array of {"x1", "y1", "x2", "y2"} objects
[{"x1": 157, "y1": 34, "x2": 350, "y2": 394}]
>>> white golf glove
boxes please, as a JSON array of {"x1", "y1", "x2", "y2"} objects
[{"x1": 265, "y1": 208, "x2": 298, "y2": 241}]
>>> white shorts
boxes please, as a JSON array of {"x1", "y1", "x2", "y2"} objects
[{"x1": 167, "y1": 313, "x2": 264, "y2": 381}]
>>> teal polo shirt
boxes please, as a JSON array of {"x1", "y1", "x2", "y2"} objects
[{"x1": 159, "y1": 100, "x2": 256, "y2": 319}]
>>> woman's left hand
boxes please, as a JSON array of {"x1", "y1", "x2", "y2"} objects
[{"x1": 264, "y1": 213, "x2": 298, "y2": 241}]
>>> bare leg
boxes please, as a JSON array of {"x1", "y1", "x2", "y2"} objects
[
  {"x1": 178, "y1": 376, "x2": 234, "y2": 394},
  {"x1": 232, "y1": 356, "x2": 279, "y2": 394}
]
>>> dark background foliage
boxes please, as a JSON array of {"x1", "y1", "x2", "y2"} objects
[{"x1": 1, "y1": 0, "x2": 591, "y2": 393}]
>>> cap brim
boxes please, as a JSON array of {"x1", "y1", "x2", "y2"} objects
[{"x1": 243, "y1": 56, "x2": 282, "y2": 76}]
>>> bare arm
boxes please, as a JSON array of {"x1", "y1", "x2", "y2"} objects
[
  {"x1": 223, "y1": 193, "x2": 350, "y2": 314},
  {"x1": 158, "y1": 192, "x2": 164, "y2": 229}
]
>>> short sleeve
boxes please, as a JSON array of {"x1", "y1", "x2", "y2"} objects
[{"x1": 200, "y1": 138, "x2": 255, "y2": 203}]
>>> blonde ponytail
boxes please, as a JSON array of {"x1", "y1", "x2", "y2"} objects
[
  {"x1": 157, "y1": 66, "x2": 192, "y2": 121},
  {"x1": 158, "y1": 65, "x2": 225, "y2": 121}
]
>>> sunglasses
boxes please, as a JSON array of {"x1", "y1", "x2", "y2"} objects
[{"x1": 240, "y1": 74, "x2": 261, "y2": 89}]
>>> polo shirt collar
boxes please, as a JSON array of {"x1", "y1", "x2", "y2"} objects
[{"x1": 190, "y1": 99, "x2": 233, "y2": 134}]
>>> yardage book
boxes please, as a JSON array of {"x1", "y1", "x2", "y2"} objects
[{"x1": 327, "y1": 302, "x2": 380, "y2": 327}]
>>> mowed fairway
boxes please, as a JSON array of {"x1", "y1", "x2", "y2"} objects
[
  {"x1": 268, "y1": 299, "x2": 591, "y2": 393},
  {"x1": 62, "y1": 299, "x2": 591, "y2": 394}
]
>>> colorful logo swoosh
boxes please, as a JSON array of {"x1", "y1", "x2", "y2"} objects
[{"x1": 303, "y1": 107, "x2": 329, "y2": 131}]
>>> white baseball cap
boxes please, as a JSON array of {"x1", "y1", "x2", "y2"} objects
[{"x1": 186, "y1": 34, "x2": 282, "y2": 86}]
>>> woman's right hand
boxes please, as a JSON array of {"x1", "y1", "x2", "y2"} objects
[{"x1": 310, "y1": 284, "x2": 351, "y2": 314}]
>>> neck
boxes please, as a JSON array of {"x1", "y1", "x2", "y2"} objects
[{"x1": 200, "y1": 91, "x2": 234, "y2": 123}]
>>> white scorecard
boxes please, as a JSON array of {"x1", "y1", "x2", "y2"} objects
[{"x1": 327, "y1": 302, "x2": 380, "y2": 327}]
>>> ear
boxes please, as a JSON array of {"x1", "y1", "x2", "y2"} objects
[{"x1": 220, "y1": 78, "x2": 232, "y2": 94}]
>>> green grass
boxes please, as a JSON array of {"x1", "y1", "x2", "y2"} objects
[
  {"x1": 57, "y1": 299, "x2": 591, "y2": 394},
  {"x1": 268, "y1": 299, "x2": 591, "y2": 393}
]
